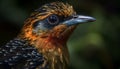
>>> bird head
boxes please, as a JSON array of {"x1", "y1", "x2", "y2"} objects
[
  {"x1": 18, "y1": 2, "x2": 95, "y2": 44},
  {"x1": 18, "y1": 2, "x2": 96, "y2": 68}
]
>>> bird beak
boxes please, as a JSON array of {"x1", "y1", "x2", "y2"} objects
[{"x1": 63, "y1": 15, "x2": 96, "y2": 26}]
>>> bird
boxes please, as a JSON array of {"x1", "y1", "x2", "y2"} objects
[{"x1": 0, "y1": 2, "x2": 95, "y2": 69}]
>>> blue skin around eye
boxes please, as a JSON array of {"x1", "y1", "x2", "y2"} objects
[
  {"x1": 33, "y1": 15, "x2": 64, "y2": 31},
  {"x1": 42, "y1": 19, "x2": 56, "y2": 29},
  {"x1": 40, "y1": 15, "x2": 61, "y2": 29},
  {"x1": 35, "y1": 18, "x2": 60, "y2": 31}
]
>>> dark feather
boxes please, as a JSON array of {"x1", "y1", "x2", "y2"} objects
[{"x1": 0, "y1": 38, "x2": 48, "y2": 69}]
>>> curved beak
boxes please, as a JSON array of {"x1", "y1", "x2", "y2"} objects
[{"x1": 63, "y1": 15, "x2": 96, "y2": 26}]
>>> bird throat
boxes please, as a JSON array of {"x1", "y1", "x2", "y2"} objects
[{"x1": 33, "y1": 36, "x2": 70, "y2": 69}]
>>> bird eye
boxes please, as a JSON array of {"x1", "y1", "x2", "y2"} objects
[{"x1": 47, "y1": 15, "x2": 59, "y2": 25}]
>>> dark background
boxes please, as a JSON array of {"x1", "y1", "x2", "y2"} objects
[{"x1": 0, "y1": 0, "x2": 120, "y2": 69}]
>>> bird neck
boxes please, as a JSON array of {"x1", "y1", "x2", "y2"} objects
[
  {"x1": 34, "y1": 36, "x2": 70, "y2": 69},
  {"x1": 18, "y1": 33, "x2": 70, "y2": 69}
]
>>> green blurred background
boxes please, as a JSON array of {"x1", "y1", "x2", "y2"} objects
[{"x1": 0, "y1": 0, "x2": 120, "y2": 69}]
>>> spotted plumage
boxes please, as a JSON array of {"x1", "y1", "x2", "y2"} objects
[
  {"x1": 0, "y1": 2, "x2": 95, "y2": 69},
  {"x1": 0, "y1": 38, "x2": 48, "y2": 69}
]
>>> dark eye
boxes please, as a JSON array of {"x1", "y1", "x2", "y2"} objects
[{"x1": 47, "y1": 15, "x2": 59, "y2": 25}]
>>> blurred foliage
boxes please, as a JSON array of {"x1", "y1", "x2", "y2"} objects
[{"x1": 0, "y1": 0, "x2": 120, "y2": 69}]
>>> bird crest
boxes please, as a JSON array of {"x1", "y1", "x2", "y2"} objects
[{"x1": 32, "y1": 2, "x2": 75, "y2": 18}]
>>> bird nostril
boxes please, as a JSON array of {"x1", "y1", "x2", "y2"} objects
[{"x1": 73, "y1": 16, "x2": 78, "y2": 19}]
